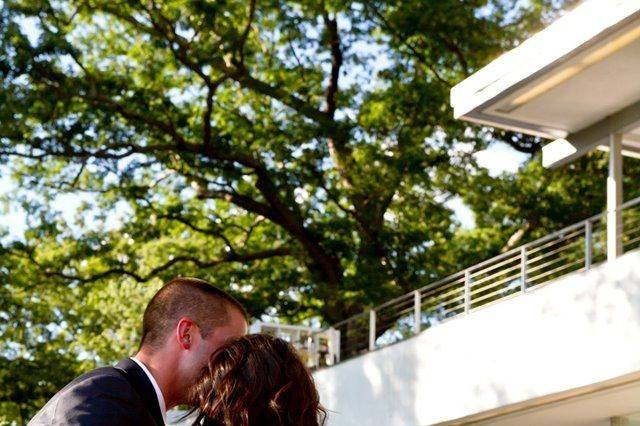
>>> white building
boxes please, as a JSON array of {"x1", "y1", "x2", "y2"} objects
[{"x1": 254, "y1": 1, "x2": 640, "y2": 425}]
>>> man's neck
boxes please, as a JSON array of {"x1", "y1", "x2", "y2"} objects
[{"x1": 134, "y1": 349, "x2": 179, "y2": 409}]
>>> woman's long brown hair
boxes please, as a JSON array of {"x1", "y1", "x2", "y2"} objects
[{"x1": 191, "y1": 334, "x2": 327, "y2": 426}]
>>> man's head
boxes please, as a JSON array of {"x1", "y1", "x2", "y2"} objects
[{"x1": 136, "y1": 277, "x2": 248, "y2": 407}]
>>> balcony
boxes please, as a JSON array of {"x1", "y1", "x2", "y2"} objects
[
  {"x1": 249, "y1": 197, "x2": 640, "y2": 425},
  {"x1": 311, "y1": 247, "x2": 640, "y2": 425}
]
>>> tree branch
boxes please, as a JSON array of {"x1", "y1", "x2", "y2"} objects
[
  {"x1": 15, "y1": 244, "x2": 293, "y2": 284},
  {"x1": 236, "y1": 0, "x2": 257, "y2": 66},
  {"x1": 321, "y1": 6, "x2": 342, "y2": 119}
]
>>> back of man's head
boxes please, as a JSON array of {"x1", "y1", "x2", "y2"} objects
[{"x1": 139, "y1": 277, "x2": 248, "y2": 352}]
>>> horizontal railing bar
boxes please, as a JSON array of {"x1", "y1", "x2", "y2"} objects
[
  {"x1": 431, "y1": 303, "x2": 466, "y2": 318},
  {"x1": 372, "y1": 209, "x2": 620, "y2": 327},
  {"x1": 622, "y1": 223, "x2": 640, "y2": 236},
  {"x1": 374, "y1": 291, "x2": 415, "y2": 311},
  {"x1": 527, "y1": 258, "x2": 584, "y2": 283},
  {"x1": 624, "y1": 222, "x2": 640, "y2": 235},
  {"x1": 375, "y1": 301, "x2": 414, "y2": 316},
  {"x1": 375, "y1": 314, "x2": 415, "y2": 331},
  {"x1": 518, "y1": 215, "x2": 601, "y2": 251},
  {"x1": 622, "y1": 214, "x2": 640, "y2": 227},
  {"x1": 375, "y1": 319, "x2": 413, "y2": 334},
  {"x1": 468, "y1": 254, "x2": 521, "y2": 279},
  {"x1": 623, "y1": 233, "x2": 640, "y2": 248},
  {"x1": 467, "y1": 246, "x2": 528, "y2": 274},
  {"x1": 470, "y1": 284, "x2": 520, "y2": 306},
  {"x1": 469, "y1": 272, "x2": 522, "y2": 297},
  {"x1": 465, "y1": 213, "x2": 602, "y2": 276},
  {"x1": 470, "y1": 263, "x2": 521, "y2": 288},
  {"x1": 526, "y1": 252, "x2": 581, "y2": 276},
  {"x1": 415, "y1": 271, "x2": 467, "y2": 296},
  {"x1": 621, "y1": 229, "x2": 640, "y2": 243},
  {"x1": 421, "y1": 291, "x2": 466, "y2": 310},
  {"x1": 469, "y1": 291, "x2": 523, "y2": 314},
  {"x1": 621, "y1": 196, "x2": 640, "y2": 209},
  {"x1": 526, "y1": 232, "x2": 585, "y2": 258},
  {"x1": 375, "y1": 305, "x2": 416, "y2": 323},
  {"x1": 421, "y1": 284, "x2": 466, "y2": 304},
  {"x1": 526, "y1": 228, "x2": 585, "y2": 256},
  {"x1": 335, "y1": 325, "x2": 369, "y2": 335},
  {"x1": 330, "y1": 312, "x2": 370, "y2": 329},
  {"x1": 422, "y1": 296, "x2": 466, "y2": 312},
  {"x1": 420, "y1": 277, "x2": 466, "y2": 298},
  {"x1": 527, "y1": 240, "x2": 584, "y2": 270},
  {"x1": 527, "y1": 238, "x2": 584, "y2": 266},
  {"x1": 377, "y1": 302, "x2": 416, "y2": 318},
  {"x1": 528, "y1": 271, "x2": 571, "y2": 290},
  {"x1": 375, "y1": 308, "x2": 414, "y2": 324},
  {"x1": 421, "y1": 305, "x2": 463, "y2": 320},
  {"x1": 617, "y1": 219, "x2": 640, "y2": 232}
]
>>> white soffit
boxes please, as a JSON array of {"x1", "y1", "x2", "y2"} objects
[{"x1": 450, "y1": 0, "x2": 640, "y2": 139}]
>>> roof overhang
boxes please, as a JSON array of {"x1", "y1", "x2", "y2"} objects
[{"x1": 450, "y1": 0, "x2": 640, "y2": 168}]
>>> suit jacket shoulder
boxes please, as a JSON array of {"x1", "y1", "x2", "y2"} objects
[{"x1": 28, "y1": 365, "x2": 158, "y2": 426}]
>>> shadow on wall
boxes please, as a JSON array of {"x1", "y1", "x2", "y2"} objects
[{"x1": 317, "y1": 336, "x2": 421, "y2": 426}]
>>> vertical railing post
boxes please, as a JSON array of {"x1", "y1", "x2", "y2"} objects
[
  {"x1": 464, "y1": 270, "x2": 471, "y2": 314},
  {"x1": 413, "y1": 290, "x2": 421, "y2": 335},
  {"x1": 520, "y1": 246, "x2": 528, "y2": 293},
  {"x1": 585, "y1": 219, "x2": 593, "y2": 270},
  {"x1": 333, "y1": 328, "x2": 341, "y2": 364},
  {"x1": 607, "y1": 133, "x2": 623, "y2": 261},
  {"x1": 312, "y1": 333, "x2": 320, "y2": 368},
  {"x1": 369, "y1": 310, "x2": 376, "y2": 351}
]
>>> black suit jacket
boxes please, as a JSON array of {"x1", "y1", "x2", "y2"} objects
[{"x1": 28, "y1": 358, "x2": 164, "y2": 426}]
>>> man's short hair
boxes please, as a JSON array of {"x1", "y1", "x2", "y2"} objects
[{"x1": 139, "y1": 277, "x2": 248, "y2": 351}]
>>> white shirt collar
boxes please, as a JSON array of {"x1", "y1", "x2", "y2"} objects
[{"x1": 130, "y1": 356, "x2": 167, "y2": 422}]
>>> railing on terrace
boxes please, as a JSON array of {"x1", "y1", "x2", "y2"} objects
[
  {"x1": 304, "y1": 196, "x2": 640, "y2": 368},
  {"x1": 250, "y1": 322, "x2": 341, "y2": 368}
]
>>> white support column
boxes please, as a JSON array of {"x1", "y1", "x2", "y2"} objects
[{"x1": 607, "y1": 133, "x2": 623, "y2": 261}]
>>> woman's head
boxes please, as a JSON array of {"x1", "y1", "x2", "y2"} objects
[{"x1": 191, "y1": 333, "x2": 326, "y2": 426}]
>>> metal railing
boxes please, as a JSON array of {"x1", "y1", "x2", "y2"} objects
[
  {"x1": 307, "y1": 196, "x2": 640, "y2": 368},
  {"x1": 250, "y1": 322, "x2": 341, "y2": 368}
]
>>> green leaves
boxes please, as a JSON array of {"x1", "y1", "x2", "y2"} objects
[{"x1": 0, "y1": 0, "x2": 597, "y2": 420}]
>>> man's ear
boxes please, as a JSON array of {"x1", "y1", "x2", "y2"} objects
[{"x1": 176, "y1": 317, "x2": 196, "y2": 350}]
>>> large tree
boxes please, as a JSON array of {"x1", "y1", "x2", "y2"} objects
[
  {"x1": 1, "y1": 0, "x2": 600, "y2": 420},
  {"x1": 0, "y1": 0, "x2": 571, "y2": 322}
]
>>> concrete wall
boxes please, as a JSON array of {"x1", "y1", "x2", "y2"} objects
[{"x1": 313, "y1": 250, "x2": 640, "y2": 426}]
